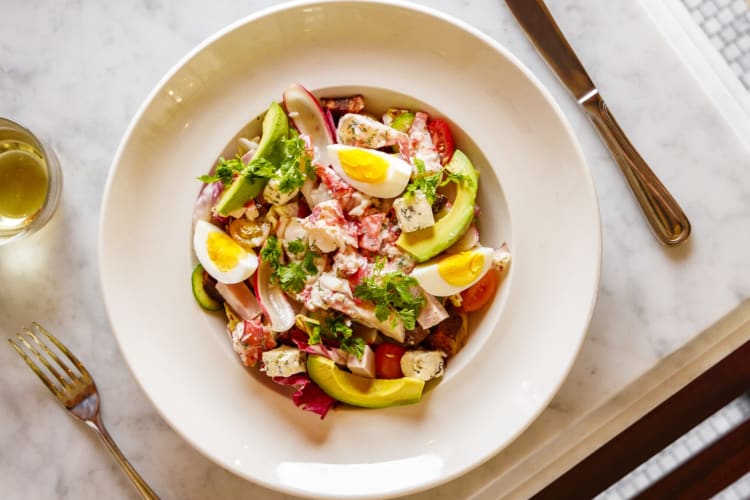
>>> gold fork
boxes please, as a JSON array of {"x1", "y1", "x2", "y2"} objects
[{"x1": 8, "y1": 323, "x2": 159, "y2": 499}]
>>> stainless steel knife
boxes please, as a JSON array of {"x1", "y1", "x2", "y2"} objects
[{"x1": 505, "y1": 0, "x2": 691, "y2": 246}]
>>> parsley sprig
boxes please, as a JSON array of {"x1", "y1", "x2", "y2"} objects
[
  {"x1": 353, "y1": 261, "x2": 424, "y2": 330},
  {"x1": 287, "y1": 238, "x2": 306, "y2": 255},
  {"x1": 404, "y1": 157, "x2": 473, "y2": 205},
  {"x1": 260, "y1": 236, "x2": 319, "y2": 294},
  {"x1": 277, "y1": 130, "x2": 314, "y2": 194},
  {"x1": 198, "y1": 128, "x2": 313, "y2": 193},
  {"x1": 303, "y1": 315, "x2": 366, "y2": 359},
  {"x1": 197, "y1": 155, "x2": 277, "y2": 186},
  {"x1": 197, "y1": 156, "x2": 242, "y2": 186}
]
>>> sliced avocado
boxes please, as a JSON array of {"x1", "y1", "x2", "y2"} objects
[
  {"x1": 390, "y1": 111, "x2": 415, "y2": 132},
  {"x1": 215, "y1": 102, "x2": 289, "y2": 215},
  {"x1": 307, "y1": 355, "x2": 424, "y2": 409},
  {"x1": 396, "y1": 150, "x2": 478, "y2": 262}
]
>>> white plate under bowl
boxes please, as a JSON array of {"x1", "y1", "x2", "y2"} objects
[{"x1": 99, "y1": 1, "x2": 601, "y2": 498}]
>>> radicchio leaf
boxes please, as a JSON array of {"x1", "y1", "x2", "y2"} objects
[
  {"x1": 272, "y1": 373, "x2": 335, "y2": 419},
  {"x1": 290, "y1": 329, "x2": 349, "y2": 365}
]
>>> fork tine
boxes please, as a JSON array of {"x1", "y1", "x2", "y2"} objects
[
  {"x1": 8, "y1": 338, "x2": 63, "y2": 397},
  {"x1": 25, "y1": 326, "x2": 78, "y2": 382},
  {"x1": 33, "y1": 322, "x2": 90, "y2": 379},
  {"x1": 16, "y1": 331, "x2": 71, "y2": 390}
]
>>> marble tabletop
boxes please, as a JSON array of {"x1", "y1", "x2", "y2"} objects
[{"x1": 2, "y1": 0, "x2": 749, "y2": 499}]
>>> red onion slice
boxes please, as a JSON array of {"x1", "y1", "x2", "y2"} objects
[
  {"x1": 253, "y1": 259, "x2": 296, "y2": 332},
  {"x1": 215, "y1": 281, "x2": 262, "y2": 321},
  {"x1": 283, "y1": 83, "x2": 336, "y2": 166}
]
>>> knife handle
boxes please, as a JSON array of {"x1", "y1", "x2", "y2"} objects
[{"x1": 581, "y1": 92, "x2": 691, "y2": 245}]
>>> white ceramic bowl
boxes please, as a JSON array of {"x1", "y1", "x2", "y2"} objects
[{"x1": 99, "y1": 1, "x2": 601, "y2": 498}]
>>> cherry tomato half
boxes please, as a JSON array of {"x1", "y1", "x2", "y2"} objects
[
  {"x1": 460, "y1": 270, "x2": 498, "y2": 312},
  {"x1": 374, "y1": 343, "x2": 407, "y2": 379},
  {"x1": 427, "y1": 118, "x2": 455, "y2": 165}
]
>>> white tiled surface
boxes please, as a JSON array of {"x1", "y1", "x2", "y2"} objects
[
  {"x1": 682, "y1": 0, "x2": 750, "y2": 88},
  {"x1": 598, "y1": 394, "x2": 750, "y2": 499}
]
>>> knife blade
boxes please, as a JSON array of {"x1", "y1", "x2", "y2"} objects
[
  {"x1": 505, "y1": 0, "x2": 597, "y2": 103},
  {"x1": 505, "y1": 0, "x2": 691, "y2": 246}
]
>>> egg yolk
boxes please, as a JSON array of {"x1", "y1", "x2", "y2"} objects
[
  {"x1": 207, "y1": 231, "x2": 246, "y2": 272},
  {"x1": 338, "y1": 149, "x2": 388, "y2": 183},
  {"x1": 437, "y1": 251, "x2": 485, "y2": 286}
]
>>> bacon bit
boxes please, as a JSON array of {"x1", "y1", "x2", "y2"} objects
[
  {"x1": 308, "y1": 198, "x2": 346, "y2": 225},
  {"x1": 346, "y1": 220, "x2": 360, "y2": 238},
  {"x1": 396, "y1": 134, "x2": 411, "y2": 161},
  {"x1": 348, "y1": 266, "x2": 367, "y2": 290},
  {"x1": 408, "y1": 112, "x2": 442, "y2": 175},
  {"x1": 315, "y1": 163, "x2": 353, "y2": 200},
  {"x1": 381, "y1": 220, "x2": 400, "y2": 245},
  {"x1": 320, "y1": 95, "x2": 365, "y2": 116},
  {"x1": 359, "y1": 213, "x2": 385, "y2": 252},
  {"x1": 236, "y1": 318, "x2": 276, "y2": 367}
]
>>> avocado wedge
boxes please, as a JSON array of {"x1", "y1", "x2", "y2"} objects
[
  {"x1": 396, "y1": 150, "x2": 478, "y2": 262},
  {"x1": 307, "y1": 355, "x2": 424, "y2": 409},
  {"x1": 215, "y1": 102, "x2": 289, "y2": 215}
]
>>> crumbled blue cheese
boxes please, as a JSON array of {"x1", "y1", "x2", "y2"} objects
[
  {"x1": 400, "y1": 350, "x2": 446, "y2": 381},
  {"x1": 263, "y1": 177, "x2": 299, "y2": 205},
  {"x1": 261, "y1": 345, "x2": 307, "y2": 377},
  {"x1": 393, "y1": 190, "x2": 435, "y2": 232},
  {"x1": 347, "y1": 345, "x2": 376, "y2": 378}
]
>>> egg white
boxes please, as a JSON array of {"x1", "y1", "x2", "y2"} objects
[
  {"x1": 193, "y1": 219, "x2": 258, "y2": 284},
  {"x1": 411, "y1": 247, "x2": 494, "y2": 296},
  {"x1": 327, "y1": 144, "x2": 411, "y2": 198}
]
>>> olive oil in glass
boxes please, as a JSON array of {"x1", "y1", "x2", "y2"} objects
[{"x1": 0, "y1": 118, "x2": 61, "y2": 245}]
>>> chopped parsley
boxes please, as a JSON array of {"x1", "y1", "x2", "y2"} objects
[
  {"x1": 261, "y1": 236, "x2": 319, "y2": 294},
  {"x1": 404, "y1": 158, "x2": 441, "y2": 204},
  {"x1": 197, "y1": 156, "x2": 243, "y2": 186},
  {"x1": 403, "y1": 157, "x2": 474, "y2": 205},
  {"x1": 354, "y1": 265, "x2": 424, "y2": 331},
  {"x1": 198, "y1": 128, "x2": 313, "y2": 194},
  {"x1": 197, "y1": 155, "x2": 277, "y2": 186},
  {"x1": 245, "y1": 157, "x2": 277, "y2": 179},
  {"x1": 305, "y1": 314, "x2": 366, "y2": 359},
  {"x1": 287, "y1": 238, "x2": 306, "y2": 255},
  {"x1": 259, "y1": 235, "x2": 283, "y2": 269},
  {"x1": 441, "y1": 169, "x2": 472, "y2": 188}
]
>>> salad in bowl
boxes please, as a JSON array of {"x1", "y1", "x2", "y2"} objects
[{"x1": 191, "y1": 83, "x2": 510, "y2": 418}]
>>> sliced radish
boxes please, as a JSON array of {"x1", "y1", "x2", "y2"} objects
[
  {"x1": 215, "y1": 281, "x2": 262, "y2": 321},
  {"x1": 253, "y1": 259, "x2": 296, "y2": 332},
  {"x1": 444, "y1": 224, "x2": 479, "y2": 254},
  {"x1": 283, "y1": 83, "x2": 336, "y2": 166}
]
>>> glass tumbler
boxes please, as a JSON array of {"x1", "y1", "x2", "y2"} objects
[{"x1": 0, "y1": 117, "x2": 62, "y2": 245}]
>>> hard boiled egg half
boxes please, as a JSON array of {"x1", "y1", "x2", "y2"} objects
[
  {"x1": 193, "y1": 220, "x2": 258, "y2": 284},
  {"x1": 327, "y1": 144, "x2": 411, "y2": 198},
  {"x1": 410, "y1": 247, "x2": 494, "y2": 296}
]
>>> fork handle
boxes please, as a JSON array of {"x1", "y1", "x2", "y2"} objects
[
  {"x1": 580, "y1": 91, "x2": 691, "y2": 245},
  {"x1": 85, "y1": 416, "x2": 160, "y2": 499}
]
